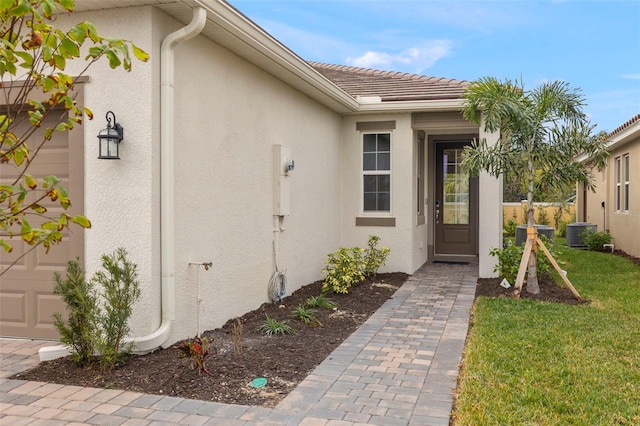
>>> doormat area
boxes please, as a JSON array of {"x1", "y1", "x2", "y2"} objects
[{"x1": 432, "y1": 260, "x2": 470, "y2": 265}]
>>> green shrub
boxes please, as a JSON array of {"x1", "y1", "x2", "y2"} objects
[
  {"x1": 536, "y1": 207, "x2": 550, "y2": 225},
  {"x1": 53, "y1": 259, "x2": 99, "y2": 366},
  {"x1": 321, "y1": 247, "x2": 366, "y2": 294},
  {"x1": 92, "y1": 248, "x2": 141, "y2": 371},
  {"x1": 364, "y1": 235, "x2": 390, "y2": 277},
  {"x1": 53, "y1": 248, "x2": 140, "y2": 371},
  {"x1": 321, "y1": 235, "x2": 390, "y2": 294},
  {"x1": 490, "y1": 237, "x2": 552, "y2": 283},
  {"x1": 290, "y1": 304, "x2": 321, "y2": 326},
  {"x1": 258, "y1": 315, "x2": 296, "y2": 336},
  {"x1": 582, "y1": 229, "x2": 612, "y2": 251},
  {"x1": 558, "y1": 220, "x2": 568, "y2": 237},
  {"x1": 306, "y1": 294, "x2": 339, "y2": 309}
]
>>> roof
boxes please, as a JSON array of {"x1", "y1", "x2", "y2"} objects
[
  {"x1": 608, "y1": 113, "x2": 640, "y2": 138},
  {"x1": 308, "y1": 62, "x2": 469, "y2": 102}
]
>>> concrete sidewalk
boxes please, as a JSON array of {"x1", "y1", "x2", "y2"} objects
[{"x1": 0, "y1": 261, "x2": 477, "y2": 425}]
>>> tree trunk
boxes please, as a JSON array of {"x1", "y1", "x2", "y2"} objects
[{"x1": 525, "y1": 156, "x2": 540, "y2": 294}]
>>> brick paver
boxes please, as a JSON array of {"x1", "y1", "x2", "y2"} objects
[{"x1": 0, "y1": 261, "x2": 476, "y2": 425}]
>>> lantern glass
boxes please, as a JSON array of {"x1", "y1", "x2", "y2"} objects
[{"x1": 97, "y1": 112, "x2": 123, "y2": 159}]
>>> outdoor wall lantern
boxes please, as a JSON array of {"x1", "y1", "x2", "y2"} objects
[{"x1": 97, "y1": 111, "x2": 124, "y2": 159}]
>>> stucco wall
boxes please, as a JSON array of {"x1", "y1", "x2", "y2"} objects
[
  {"x1": 580, "y1": 138, "x2": 639, "y2": 257},
  {"x1": 170, "y1": 29, "x2": 343, "y2": 341},
  {"x1": 340, "y1": 114, "x2": 418, "y2": 274},
  {"x1": 55, "y1": 6, "x2": 161, "y2": 337},
  {"x1": 606, "y1": 138, "x2": 640, "y2": 257}
]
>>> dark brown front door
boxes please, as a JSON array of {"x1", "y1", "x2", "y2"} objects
[{"x1": 435, "y1": 141, "x2": 478, "y2": 255}]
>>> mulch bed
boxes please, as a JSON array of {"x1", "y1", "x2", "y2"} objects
[{"x1": 13, "y1": 272, "x2": 408, "y2": 408}]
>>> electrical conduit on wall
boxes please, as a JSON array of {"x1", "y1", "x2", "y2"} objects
[{"x1": 39, "y1": 7, "x2": 207, "y2": 361}]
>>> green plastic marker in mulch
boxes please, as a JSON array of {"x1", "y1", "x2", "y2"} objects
[{"x1": 251, "y1": 377, "x2": 267, "y2": 388}]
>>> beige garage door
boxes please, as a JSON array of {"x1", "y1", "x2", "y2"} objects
[{"x1": 0, "y1": 110, "x2": 85, "y2": 339}]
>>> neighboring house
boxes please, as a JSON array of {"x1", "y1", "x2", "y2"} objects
[
  {"x1": 0, "y1": 0, "x2": 502, "y2": 353},
  {"x1": 577, "y1": 114, "x2": 640, "y2": 257}
]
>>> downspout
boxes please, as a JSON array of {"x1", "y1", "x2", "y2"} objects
[
  {"x1": 132, "y1": 5, "x2": 207, "y2": 353},
  {"x1": 40, "y1": 7, "x2": 207, "y2": 361}
]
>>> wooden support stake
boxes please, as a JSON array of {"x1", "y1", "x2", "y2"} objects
[
  {"x1": 513, "y1": 237, "x2": 533, "y2": 298},
  {"x1": 536, "y1": 237, "x2": 583, "y2": 301}
]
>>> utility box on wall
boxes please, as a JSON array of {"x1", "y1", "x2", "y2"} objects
[{"x1": 273, "y1": 144, "x2": 292, "y2": 216}]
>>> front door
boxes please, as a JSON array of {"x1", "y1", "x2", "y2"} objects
[{"x1": 434, "y1": 141, "x2": 478, "y2": 255}]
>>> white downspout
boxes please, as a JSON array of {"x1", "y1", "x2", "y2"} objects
[
  {"x1": 40, "y1": 7, "x2": 207, "y2": 361},
  {"x1": 133, "y1": 6, "x2": 207, "y2": 353}
]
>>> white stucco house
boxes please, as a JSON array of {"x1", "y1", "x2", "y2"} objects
[{"x1": 0, "y1": 0, "x2": 502, "y2": 356}]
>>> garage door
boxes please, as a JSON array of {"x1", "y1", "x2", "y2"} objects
[{"x1": 0, "y1": 110, "x2": 85, "y2": 339}]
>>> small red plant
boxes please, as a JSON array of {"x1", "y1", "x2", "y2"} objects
[{"x1": 178, "y1": 336, "x2": 215, "y2": 375}]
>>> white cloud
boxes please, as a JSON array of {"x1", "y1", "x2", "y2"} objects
[
  {"x1": 346, "y1": 40, "x2": 453, "y2": 73},
  {"x1": 621, "y1": 74, "x2": 640, "y2": 80}
]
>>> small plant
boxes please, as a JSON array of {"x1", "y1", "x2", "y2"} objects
[
  {"x1": 306, "y1": 294, "x2": 339, "y2": 310},
  {"x1": 258, "y1": 315, "x2": 296, "y2": 336},
  {"x1": 321, "y1": 246, "x2": 366, "y2": 294},
  {"x1": 321, "y1": 235, "x2": 391, "y2": 294},
  {"x1": 581, "y1": 229, "x2": 612, "y2": 251},
  {"x1": 364, "y1": 235, "x2": 390, "y2": 277},
  {"x1": 291, "y1": 304, "x2": 321, "y2": 326},
  {"x1": 52, "y1": 248, "x2": 141, "y2": 371},
  {"x1": 93, "y1": 248, "x2": 141, "y2": 371},
  {"x1": 53, "y1": 259, "x2": 99, "y2": 366},
  {"x1": 490, "y1": 238, "x2": 551, "y2": 284},
  {"x1": 231, "y1": 318, "x2": 244, "y2": 354},
  {"x1": 178, "y1": 336, "x2": 214, "y2": 375},
  {"x1": 536, "y1": 207, "x2": 550, "y2": 225}
]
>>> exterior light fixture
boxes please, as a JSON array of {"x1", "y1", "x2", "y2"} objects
[{"x1": 97, "y1": 111, "x2": 124, "y2": 159}]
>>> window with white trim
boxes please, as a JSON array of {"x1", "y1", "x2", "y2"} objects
[
  {"x1": 615, "y1": 156, "x2": 621, "y2": 211},
  {"x1": 363, "y1": 133, "x2": 391, "y2": 212},
  {"x1": 624, "y1": 154, "x2": 630, "y2": 212}
]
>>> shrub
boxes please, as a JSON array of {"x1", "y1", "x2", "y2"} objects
[
  {"x1": 582, "y1": 229, "x2": 612, "y2": 251},
  {"x1": 490, "y1": 237, "x2": 552, "y2": 283},
  {"x1": 53, "y1": 248, "x2": 140, "y2": 370},
  {"x1": 92, "y1": 248, "x2": 141, "y2": 371},
  {"x1": 503, "y1": 217, "x2": 518, "y2": 237},
  {"x1": 364, "y1": 235, "x2": 390, "y2": 277},
  {"x1": 321, "y1": 247, "x2": 366, "y2": 294},
  {"x1": 258, "y1": 315, "x2": 296, "y2": 336},
  {"x1": 53, "y1": 259, "x2": 99, "y2": 366},
  {"x1": 322, "y1": 235, "x2": 390, "y2": 294},
  {"x1": 290, "y1": 304, "x2": 321, "y2": 326},
  {"x1": 536, "y1": 207, "x2": 550, "y2": 225},
  {"x1": 558, "y1": 220, "x2": 568, "y2": 238},
  {"x1": 306, "y1": 294, "x2": 339, "y2": 309},
  {"x1": 178, "y1": 336, "x2": 213, "y2": 375}
]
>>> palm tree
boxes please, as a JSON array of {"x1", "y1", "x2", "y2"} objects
[{"x1": 461, "y1": 77, "x2": 608, "y2": 295}]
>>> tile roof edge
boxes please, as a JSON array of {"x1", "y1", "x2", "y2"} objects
[
  {"x1": 307, "y1": 61, "x2": 468, "y2": 86},
  {"x1": 608, "y1": 114, "x2": 640, "y2": 138}
]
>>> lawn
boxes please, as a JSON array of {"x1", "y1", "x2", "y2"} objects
[{"x1": 452, "y1": 242, "x2": 640, "y2": 425}]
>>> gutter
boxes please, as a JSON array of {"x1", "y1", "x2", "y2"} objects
[{"x1": 40, "y1": 6, "x2": 207, "y2": 361}]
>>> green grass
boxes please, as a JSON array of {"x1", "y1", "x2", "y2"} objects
[{"x1": 453, "y1": 243, "x2": 640, "y2": 425}]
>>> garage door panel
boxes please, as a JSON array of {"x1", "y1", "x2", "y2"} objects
[
  {"x1": 0, "y1": 291, "x2": 27, "y2": 323},
  {"x1": 0, "y1": 108, "x2": 84, "y2": 340}
]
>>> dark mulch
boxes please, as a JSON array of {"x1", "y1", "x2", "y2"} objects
[
  {"x1": 475, "y1": 273, "x2": 590, "y2": 305},
  {"x1": 474, "y1": 247, "x2": 640, "y2": 304},
  {"x1": 12, "y1": 273, "x2": 408, "y2": 408}
]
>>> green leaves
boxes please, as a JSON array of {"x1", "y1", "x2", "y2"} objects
[{"x1": 1, "y1": 1, "x2": 148, "y2": 274}]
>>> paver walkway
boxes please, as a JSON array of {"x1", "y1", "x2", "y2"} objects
[{"x1": 0, "y1": 261, "x2": 477, "y2": 425}]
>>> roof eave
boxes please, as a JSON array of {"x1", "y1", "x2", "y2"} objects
[
  {"x1": 353, "y1": 98, "x2": 465, "y2": 114},
  {"x1": 606, "y1": 118, "x2": 640, "y2": 151}
]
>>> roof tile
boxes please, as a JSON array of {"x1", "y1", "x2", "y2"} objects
[{"x1": 308, "y1": 62, "x2": 468, "y2": 102}]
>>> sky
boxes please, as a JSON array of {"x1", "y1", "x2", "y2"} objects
[{"x1": 229, "y1": 0, "x2": 640, "y2": 133}]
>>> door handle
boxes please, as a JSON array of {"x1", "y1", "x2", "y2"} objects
[{"x1": 435, "y1": 201, "x2": 440, "y2": 224}]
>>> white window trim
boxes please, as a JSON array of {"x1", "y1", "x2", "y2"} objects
[
  {"x1": 361, "y1": 131, "x2": 393, "y2": 216},
  {"x1": 623, "y1": 154, "x2": 630, "y2": 213},
  {"x1": 615, "y1": 156, "x2": 621, "y2": 212}
]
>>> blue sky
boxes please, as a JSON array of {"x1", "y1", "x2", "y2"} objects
[{"x1": 230, "y1": 0, "x2": 640, "y2": 133}]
